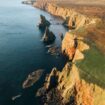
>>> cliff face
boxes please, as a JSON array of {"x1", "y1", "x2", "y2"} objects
[
  {"x1": 36, "y1": 31, "x2": 105, "y2": 105},
  {"x1": 42, "y1": 32, "x2": 92, "y2": 105},
  {"x1": 37, "y1": 62, "x2": 105, "y2": 105},
  {"x1": 45, "y1": 3, "x2": 99, "y2": 29},
  {"x1": 61, "y1": 33, "x2": 105, "y2": 105},
  {"x1": 44, "y1": 63, "x2": 93, "y2": 105},
  {"x1": 33, "y1": 1, "x2": 105, "y2": 105},
  {"x1": 34, "y1": 2, "x2": 99, "y2": 29},
  {"x1": 62, "y1": 32, "x2": 89, "y2": 60}
]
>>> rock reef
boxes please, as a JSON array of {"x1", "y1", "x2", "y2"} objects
[
  {"x1": 22, "y1": 69, "x2": 44, "y2": 89},
  {"x1": 47, "y1": 46, "x2": 61, "y2": 56}
]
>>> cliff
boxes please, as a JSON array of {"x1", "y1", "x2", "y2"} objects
[
  {"x1": 42, "y1": 63, "x2": 105, "y2": 105},
  {"x1": 46, "y1": 3, "x2": 98, "y2": 29},
  {"x1": 62, "y1": 32, "x2": 89, "y2": 60},
  {"x1": 33, "y1": 1, "x2": 105, "y2": 105},
  {"x1": 34, "y1": 2, "x2": 100, "y2": 29},
  {"x1": 36, "y1": 32, "x2": 105, "y2": 105}
]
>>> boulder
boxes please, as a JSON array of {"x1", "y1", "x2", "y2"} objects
[
  {"x1": 42, "y1": 27, "x2": 56, "y2": 44},
  {"x1": 38, "y1": 15, "x2": 51, "y2": 29}
]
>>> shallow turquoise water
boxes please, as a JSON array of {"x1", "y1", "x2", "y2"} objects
[{"x1": 0, "y1": 0, "x2": 67, "y2": 105}]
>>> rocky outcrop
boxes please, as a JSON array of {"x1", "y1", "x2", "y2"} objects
[
  {"x1": 36, "y1": 41, "x2": 105, "y2": 105},
  {"x1": 22, "y1": 69, "x2": 44, "y2": 89},
  {"x1": 38, "y1": 15, "x2": 50, "y2": 29},
  {"x1": 22, "y1": 0, "x2": 35, "y2": 5},
  {"x1": 62, "y1": 32, "x2": 77, "y2": 60},
  {"x1": 62, "y1": 32, "x2": 89, "y2": 61},
  {"x1": 46, "y1": 3, "x2": 100, "y2": 29},
  {"x1": 47, "y1": 46, "x2": 61, "y2": 56},
  {"x1": 33, "y1": 1, "x2": 105, "y2": 105},
  {"x1": 12, "y1": 94, "x2": 21, "y2": 101},
  {"x1": 36, "y1": 34, "x2": 89, "y2": 104},
  {"x1": 36, "y1": 62, "x2": 105, "y2": 105},
  {"x1": 34, "y1": 2, "x2": 99, "y2": 29},
  {"x1": 42, "y1": 27, "x2": 56, "y2": 43}
]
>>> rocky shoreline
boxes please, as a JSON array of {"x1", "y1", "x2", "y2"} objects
[{"x1": 22, "y1": 0, "x2": 105, "y2": 105}]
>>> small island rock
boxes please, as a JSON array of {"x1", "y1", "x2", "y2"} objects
[
  {"x1": 38, "y1": 15, "x2": 51, "y2": 29},
  {"x1": 42, "y1": 27, "x2": 56, "y2": 44},
  {"x1": 22, "y1": 69, "x2": 44, "y2": 89}
]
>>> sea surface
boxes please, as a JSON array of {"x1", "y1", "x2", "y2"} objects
[{"x1": 0, "y1": 0, "x2": 67, "y2": 105}]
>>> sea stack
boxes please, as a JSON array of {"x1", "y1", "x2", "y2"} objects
[
  {"x1": 42, "y1": 27, "x2": 56, "y2": 44},
  {"x1": 38, "y1": 15, "x2": 50, "y2": 29}
]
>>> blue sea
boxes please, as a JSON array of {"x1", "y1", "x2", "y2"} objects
[{"x1": 0, "y1": 0, "x2": 67, "y2": 105}]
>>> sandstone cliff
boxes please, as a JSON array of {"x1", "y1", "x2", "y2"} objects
[
  {"x1": 36, "y1": 32, "x2": 105, "y2": 105},
  {"x1": 33, "y1": 1, "x2": 105, "y2": 105},
  {"x1": 46, "y1": 3, "x2": 98, "y2": 29},
  {"x1": 34, "y1": 2, "x2": 100, "y2": 29},
  {"x1": 36, "y1": 63, "x2": 105, "y2": 105},
  {"x1": 62, "y1": 32, "x2": 89, "y2": 61}
]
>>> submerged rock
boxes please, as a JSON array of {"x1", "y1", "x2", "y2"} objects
[
  {"x1": 36, "y1": 86, "x2": 47, "y2": 97},
  {"x1": 42, "y1": 27, "x2": 56, "y2": 44},
  {"x1": 22, "y1": 69, "x2": 44, "y2": 89},
  {"x1": 47, "y1": 46, "x2": 61, "y2": 56},
  {"x1": 38, "y1": 15, "x2": 50, "y2": 29},
  {"x1": 59, "y1": 33, "x2": 64, "y2": 41},
  {"x1": 12, "y1": 94, "x2": 21, "y2": 101}
]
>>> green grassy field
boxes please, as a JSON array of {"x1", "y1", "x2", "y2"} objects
[{"x1": 76, "y1": 40, "x2": 105, "y2": 88}]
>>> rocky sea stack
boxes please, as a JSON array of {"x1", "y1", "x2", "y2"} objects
[
  {"x1": 42, "y1": 27, "x2": 56, "y2": 44},
  {"x1": 38, "y1": 15, "x2": 51, "y2": 29}
]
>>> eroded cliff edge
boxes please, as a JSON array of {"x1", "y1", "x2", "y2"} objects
[
  {"x1": 36, "y1": 33, "x2": 105, "y2": 105},
  {"x1": 32, "y1": 1, "x2": 105, "y2": 105},
  {"x1": 34, "y1": 1, "x2": 105, "y2": 53},
  {"x1": 34, "y1": 2, "x2": 100, "y2": 30}
]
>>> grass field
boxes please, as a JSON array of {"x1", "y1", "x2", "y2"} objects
[{"x1": 76, "y1": 39, "x2": 105, "y2": 88}]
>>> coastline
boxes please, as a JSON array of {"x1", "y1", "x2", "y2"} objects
[{"x1": 22, "y1": 1, "x2": 105, "y2": 105}]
